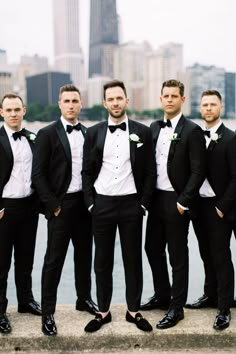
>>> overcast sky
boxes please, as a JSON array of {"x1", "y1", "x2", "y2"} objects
[{"x1": 1, "y1": 0, "x2": 236, "y2": 71}]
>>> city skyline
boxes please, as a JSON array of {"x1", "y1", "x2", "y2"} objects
[{"x1": 0, "y1": 0, "x2": 236, "y2": 72}]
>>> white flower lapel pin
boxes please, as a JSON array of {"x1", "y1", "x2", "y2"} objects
[
  {"x1": 211, "y1": 133, "x2": 222, "y2": 143},
  {"x1": 129, "y1": 133, "x2": 143, "y2": 148},
  {"x1": 170, "y1": 133, "x2": 180, "y2": 142},
  {"x1": 26, "y1": 133, "x2": 36, "y2": 143}
]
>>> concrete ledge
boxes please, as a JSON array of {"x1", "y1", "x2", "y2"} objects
[{"x1": 1, "y1": 305, "x2": 236, "y2": 352}]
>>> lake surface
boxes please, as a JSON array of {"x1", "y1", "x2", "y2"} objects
[{"x1": 6, "y1": 118, "x2": 236, "y2": 305}]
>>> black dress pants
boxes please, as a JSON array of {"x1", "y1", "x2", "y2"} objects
[
  {"x1": 0, "y1": 194, "x2": 39, "y2": 313},
  {"x1": 145, "y1": 189, "x2": 189, "y2": 309},
  {"x1": 41, "y1": 192, "x2": 93, "y2": 315},
  {"x1": 92, "y1": 193, "x2": 143, "y2": 312},
  {"x1": 192, "y1": 197, "x2": 234, "y2": 310}
]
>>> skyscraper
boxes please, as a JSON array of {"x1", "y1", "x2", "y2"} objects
[
  {"x1": 53, "y1": 0, "x2": 84, "y2": 87},
  {"x1": 89, "y1": 0, "x2": 119, "y2": 78}
]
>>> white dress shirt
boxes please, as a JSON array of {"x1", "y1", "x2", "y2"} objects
[
  {"x1": 94, "y1": 116, "x2": 137, "y2": 196},
  {"x1": 60, "y1": 116, "x2": 84, "y2": 193},
  {"x1": 199, "y1": 120, "x2": 222, "y2": 197},
  {"x1": 2, "y1": 124, "x2": 33, "y2": 198},
  {"x1": 156, "y1": 113, "x2": 182, "y2": 191}
]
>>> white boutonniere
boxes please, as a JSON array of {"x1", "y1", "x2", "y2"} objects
[
  {"x1": 129, "y1": 133, "x2": 143, "y2": 148},
  {"x1": 170, "y1": 133, "x2": 180, "y2": 142},
  {"x1": 27, "y1": 133, "x2": 36, "y2": 143},
  {"x1": 211, "y1": 133, "x2": 221, "y2": 143}
]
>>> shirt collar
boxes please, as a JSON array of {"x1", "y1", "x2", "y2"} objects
[
  {"x1": 108, "y1": 115, "x2": 128, "y2": 126},
  {"x1": 4, "y1": 123, "x2": 21, "y2": 139},
  {"x1": 60, "y1": 116, "x2": 79, "y2": 131},
  {"x1": 164, "y1": 112, "x2": 182, "y2": 130},
  {"x1": 205, "y1": 119, "x2": 222, "y2": 134}
]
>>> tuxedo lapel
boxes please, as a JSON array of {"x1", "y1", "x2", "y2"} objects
[
  {"x1": 128, "y1": 120, "x2": 139, "y2": 167},
  {"x1": 0, "y1": 126, "x2": 13, "y2": 165},
  {"x1": 97, "y1": 121, "x2": 108, "y2": 152},
  {"x1": 80, "y1": 124, "x2": 87, "y2": 138},
  {"x1": 55, "y1": 120, "x2": 71, "y2": 163},
  {"x1": 152, "y1": 121, "x2": 161, "y2": 146},
  {"x1": 207, "y1": 124, "x2": 224, "y2": 152},
  {"x1": 168, "y1": 115, "x2": 184, "y2": 161}
]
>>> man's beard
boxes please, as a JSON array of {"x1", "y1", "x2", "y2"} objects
[{"x1": 109, "y1": 108, "x2": 126, "y2": 119}]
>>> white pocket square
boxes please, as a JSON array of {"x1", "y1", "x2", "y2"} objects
[{"x1": 137, "y1": 143, "x2": 143, "y2": 148}]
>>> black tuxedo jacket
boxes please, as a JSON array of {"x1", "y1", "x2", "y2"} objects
[
  {"x1": 32, "y1": 119, "x2": 87, "y2": 219},
  {"x1": 204, "y1": 123, "x2": 236, "y2": 220},
  {"x1": 150, "y1": 115, "x2": 206, "y2": 210},
  {"x1": 82, "y1": 119, "x2": 157, "y2": 210},
  {"x1": 0, "y1": 126, "x2": 36, "y2": 210}
]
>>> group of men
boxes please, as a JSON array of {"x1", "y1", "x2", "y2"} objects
[{"x1": 0, "y1": 78, "x2": 235, "y2": 337}]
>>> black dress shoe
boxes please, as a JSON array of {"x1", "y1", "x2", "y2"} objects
[
  {"x1": 156, "y1": 308, "x2": 184, "y2": 329},
  {"x1": 18, "y1": 300, "x2": 42, "y2": 316},
  {"x1": 0, "y1": 313, "x2": 11, "y2": 334},
  {"x1": 213, "y1": 310, "x2": 231, "y2": 330},
  {"x1": 84, "y1": 312, "x2": 112, "y2": 332},
  {"x1": 140, "y1": 295, "x2": 170, "y2": 311},
  {"x1": 185, "y1": 294, "x2": 217, "y2": 309},
  {"x1": 126, "y1": 311, "x2": 153, "y2": 332},
  {"x1": 76, "y1": 298, "x2": 98, "y2": 315},
  {"x1": 42, "y1": 314, "x2": 57, "y2": 336}
]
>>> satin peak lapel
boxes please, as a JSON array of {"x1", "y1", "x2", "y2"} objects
[
  {"x1": 208, "y1": 125, "x2": 224, "y2": 152},
  {"x1": 55, "y1": 120, "x2": 71, "y2": 163},
  {"x1": 128, "y1": 120, "x2": 140, "y2": 167},
  {"x1": 0, "y1": 127, "x2": 13, "y2": 164},
  {"x1": 168, "y1": 116, "x2": 184, "y2": 161}
]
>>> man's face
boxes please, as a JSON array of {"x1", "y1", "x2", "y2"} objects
[
  {"x1": 160, "y1": 86, "x2": 185, "y2": 119},
  {"x1": 0, "y1": 97, "x2": 26, "y2": 131},
  {"x1": 200, "y1": 95, "x2": 222, "y2": 126},
  {"x1": 58, "y1": 91, "x2": 82, "y2": 123},
  {"x1": 103, "y1": 86, "x2": 129, "y2": 123}
]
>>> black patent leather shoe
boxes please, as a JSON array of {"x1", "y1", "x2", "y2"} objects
[
  {"x1": 18, "y1": 300, "x2": 42, "y2": 316},
  {"x1": 126, "y1": 311, "x2": 153, "y2": 332},
  {"x1": 0, "y1": 313, "x2": 11, "y2": 334},
  {"x1": 185, "y1": 294, "x2": 217, "y2": 309},
  {"x1": 42, "y1": 314, "x2": 57, "y2": 336},
  {"x1": 156, "y1": 308, "x2": 184, "y2": 329},
  {"x1": 213, "y1": 310, "x2": 231, "y2": 330},
  {"x1": 76, "y1": 298, "x2": 98, "y2": 315},
  {"x1": 84, "y1": 312, "x2": 112, "y2": 332},
  {"x1": 140, "y1": 295, "x2": 170, "y2": 311}
]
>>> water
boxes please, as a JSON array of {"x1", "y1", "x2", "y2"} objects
[
  {"x1": 6, "y1": 118, "x2": 236, "y2": 305},
  {"x1": 7, "y1": 214, "x2": 236, "y2": 305}
]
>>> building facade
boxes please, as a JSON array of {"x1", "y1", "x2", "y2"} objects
[
  {"x1": 26, "y1": 71, "x2": 71, "y2": 107},
  {"x1": 89, "y1": 0, "x2": 119, "y2": 78},
  {"x1": 53, "y1": 0, "x2": 84, "y2": 87}
]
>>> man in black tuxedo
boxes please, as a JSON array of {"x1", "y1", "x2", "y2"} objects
[
  {"x1": 141, "y1": 80, "x2": 206, "y2": 329},
  {"x1": 82, "y1": 80, "x2": 156, "y2": 332},
  {"x1": 0, "y1": 94, "x2": 41, "y2": 334},
  {"x1": 186, "y1": 90, "x2": 235, "y2": 330},
  {"x1": 32, "y1": 84, "x2": 97, "y2": 336}
]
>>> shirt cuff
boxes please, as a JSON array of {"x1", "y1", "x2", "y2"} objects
[{"x1": 177, "y1": 202, "x2": 189, "y2": 210}]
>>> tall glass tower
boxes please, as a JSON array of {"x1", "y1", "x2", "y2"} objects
[
  {"x1": 89, "y1": 0, "x2": 119, "y2": 78},
  {"x1": 53, "y1": 0, "x2": 84, "y2": 87}
]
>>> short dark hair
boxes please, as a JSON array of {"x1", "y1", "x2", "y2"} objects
[
  {"x1": 59, "y1": 84, "x2": 81, "y2": 99},
  {"x1": 1, "y1": 93, "x2": 24, "y2": 107},
  {"x1": 161, "y1": 79, "x2": 185, "y2": 97},
  {"x1": 201, "y1": 89, "x2": 222, "y2": 102},
  {"x1": 103, "y1": 80, "x2": 127, "y2": 99}
]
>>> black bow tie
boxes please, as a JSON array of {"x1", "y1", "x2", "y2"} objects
[
  {"x1": 66, "y1": 123, "x2": 81, "y2": 134},
  {"x1": 204, "y1": 130, "x2": 211, "y2": 138},
  {"x1": 159, "y1": 120, "x2": 172, "y2": 128},
  {"x1": 12, "y1": 128, "x2": 26, "y2": 141},
  {"x1": 108, "y1": 122, "x2": 126, "y2": 133}
]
